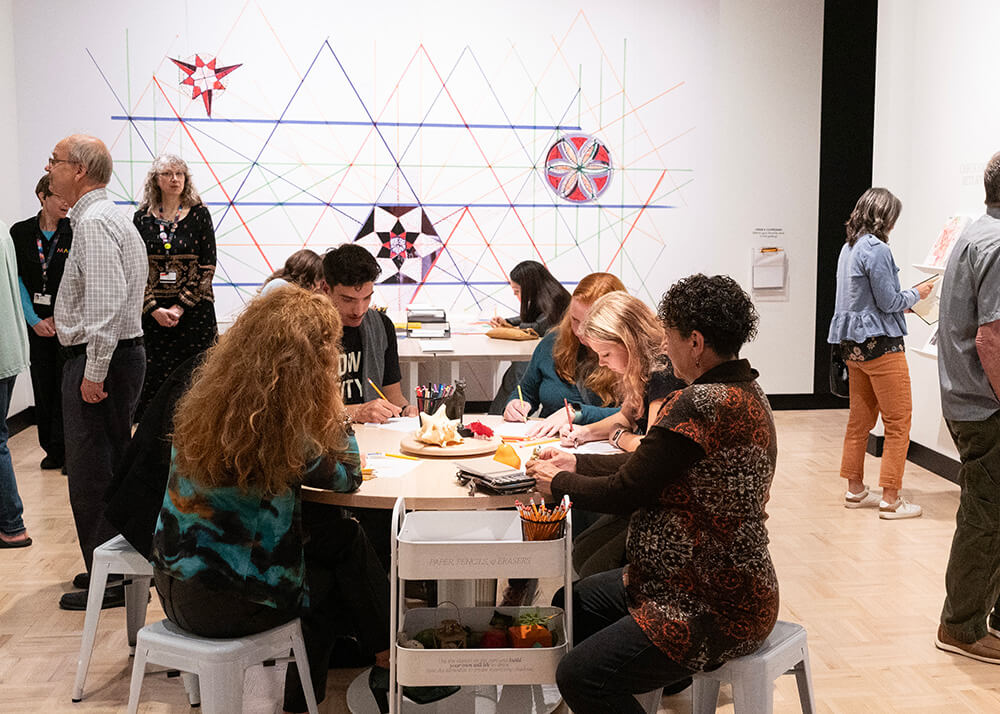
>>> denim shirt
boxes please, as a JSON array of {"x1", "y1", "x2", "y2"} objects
[{"x1": 827, "y1": 234, "x2": 919, "y2": 344}]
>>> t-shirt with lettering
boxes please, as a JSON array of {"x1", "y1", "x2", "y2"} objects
[{"x1": 339, "y1": 312, "x2": 402, "y2": 404}]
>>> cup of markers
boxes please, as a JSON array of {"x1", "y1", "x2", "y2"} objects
[
  {"x1": 416, "y1": 383, "x2": 454, "y2": 415},
  {"x1": 516, "y1": 496, "x2": 571, "y2": 541}
]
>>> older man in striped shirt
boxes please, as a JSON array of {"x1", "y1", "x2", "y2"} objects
[{"x1": 46, "y1": 134, "x2": 146, "y2": 611}]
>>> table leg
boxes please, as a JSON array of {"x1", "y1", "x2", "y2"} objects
[{"x1": 407, "y1": 362, "x2": 418, "y2": 399}]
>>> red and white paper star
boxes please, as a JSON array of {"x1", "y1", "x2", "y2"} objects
[{"x1": 170, "y1": 53, "x2": 242, "y2": 117}]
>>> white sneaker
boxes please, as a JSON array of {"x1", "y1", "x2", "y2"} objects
[
  {"x1": 879, "y1": 497, "x2": 922, "y2": 520},
  {"x1": 845, "y1": 487, "x2": 881, "y2": 509}
]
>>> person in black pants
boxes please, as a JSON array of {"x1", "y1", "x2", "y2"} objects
[
  {"x1": 46, "y1": 134, "x2": 148, "y2": 610},
  {"x1": 9, "y1": 175, "x2": 73, "y2": 470}
]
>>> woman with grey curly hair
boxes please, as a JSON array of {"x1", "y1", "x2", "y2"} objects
[
  {"x1": 528, "y1": 273, "x2": 778, "y2": 712},
  {"x1": 132, "y1": 154, "x2": 217, "y2": 421}
]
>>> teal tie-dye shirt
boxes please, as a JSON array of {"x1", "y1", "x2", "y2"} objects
[{"x1": 151, "y1": 435, "x2": 361, "y2": 611}]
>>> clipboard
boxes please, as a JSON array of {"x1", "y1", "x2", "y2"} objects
[{"x1": 910, "y1": 274, "x2": 941, "y2": 325}]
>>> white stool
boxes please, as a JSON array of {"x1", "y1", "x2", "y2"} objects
[
  {"x1": 127, "y1": 617, "x2": 319, "y2": 714},
  {"x1": 691, "y1": 620, "x2": 815, "y2": 714},
  {"x1": 71, "y1": 534, "x2": 154, "y2": 702}
]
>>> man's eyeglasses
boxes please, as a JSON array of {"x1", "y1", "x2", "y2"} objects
[{"x1": 47, "y1": 156, "x2": 76, "y2": 167}]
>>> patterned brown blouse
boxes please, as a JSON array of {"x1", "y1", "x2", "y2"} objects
[
  {"x1": 134, "y1": 203, "x2": 216, "y2": 314},
  {"x1": 552, "y1": 359, "x2": 779, "y2": 669}
]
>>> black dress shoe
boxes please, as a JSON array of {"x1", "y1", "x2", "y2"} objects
[
  {"x1": 59, "y1": 584, "x2": 126, "y2": 611},
  {"x1": 40, "y1": 455, "x2": 63, "y2": 470},
  {"x1": 71, "y1": 572, "x2": 124, "y2": 590}
]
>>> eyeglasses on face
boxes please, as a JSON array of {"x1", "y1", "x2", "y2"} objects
[
  {"x1": 157, "y1": 171, "x2": 185, "y2": 180},
  {"x1": 47, "y1": 156, "x2": 76, "y2": 168}
]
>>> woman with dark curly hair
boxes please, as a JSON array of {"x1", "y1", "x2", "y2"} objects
[
  {"x1": 527, "y1": 274, "x2": 778, "y2": 713},
  {"x1": 133, "y1": 154, "x2": 217, "y2": 421},
  {"x1": 827, "y1": 188, "x2": 932, "y2": 519}
]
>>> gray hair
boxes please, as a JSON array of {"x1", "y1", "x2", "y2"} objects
[
  {"x1": 65, "y1": 134, "x2": 113, "y2": 185},
  {"x1": 985, "y1": 151, "x2": 1000, "y2": 206},
  {"x1": 138, "y1": 154, "x2": 203, "y2": 211}
]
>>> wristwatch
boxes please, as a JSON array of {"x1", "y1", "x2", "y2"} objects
[{"x1": 610, "y1": 427, "x2": 627, "y2": 449}]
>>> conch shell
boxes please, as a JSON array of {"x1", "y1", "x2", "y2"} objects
[{"x1": 415, "y1": 405, "x2": 463, "y2": 447}]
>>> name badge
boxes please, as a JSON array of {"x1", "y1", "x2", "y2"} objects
[
  {"x1": 33, "y1": 292, "x2": 52, "y2": 306},
  {"x1": 159, "y1": 271, "x2": 177, "y2": 284}
]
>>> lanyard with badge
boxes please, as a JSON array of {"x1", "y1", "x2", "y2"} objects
[
  {"x1": 32, "y1": 231, "x2": 60, "y2": 306},
  {"x1": 154, "y1": 205, "x2": 181, "y2": 285}
]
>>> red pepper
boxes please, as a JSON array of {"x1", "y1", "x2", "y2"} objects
[{"x1": 479, "y1": 628, "x2": 509, "y2": 648}]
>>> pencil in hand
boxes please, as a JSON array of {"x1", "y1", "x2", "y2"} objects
[{"x1": 367, "y1": 378, "x2": 389, "y2": 401}]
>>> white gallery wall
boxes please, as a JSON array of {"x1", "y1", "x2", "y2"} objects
[
  {"x1": 873, "y1": 0, "x2": 1000, "y2": 460},
  {"x1": 5, "y1": 0, "x2": 824, "y2": 402}
]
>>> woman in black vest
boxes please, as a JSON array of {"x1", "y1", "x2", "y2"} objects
[{"x1": 9, "y1": 175, "x2": 72, "y2": 469}]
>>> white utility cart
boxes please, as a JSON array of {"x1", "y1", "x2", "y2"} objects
[{"x1": 385, "y1": 495, "x2": 573, "y2": 713}]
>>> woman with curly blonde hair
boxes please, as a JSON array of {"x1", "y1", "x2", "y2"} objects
[
  {"x1": 151, "y1": 287, "x2": 388, "y2": 714},
  {"x1": 503, "y1": 272, "x2": 626, "y2": 436},
  {"x1": 133, "y1": 154, "x2": 217, "y2": 421}
]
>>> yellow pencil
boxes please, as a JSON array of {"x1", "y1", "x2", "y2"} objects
[
  {"x1": 385, "y1": 452, "x2": 419, "y2": 461},
  {"x1": 522, "y1": 437, "x2": 560, "y2": 447},
  {"x1": 367, "y1": 378, "x2": 389, "y2": 401},
  {"x1": 517, "y1": 385, "x2": 527, "y2": 421}
]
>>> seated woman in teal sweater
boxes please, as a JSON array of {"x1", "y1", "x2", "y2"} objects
[
  {"x1": 503, "y1": 272, "x2": 626, "y2": 436},
  {"x1": 150, "y1": 287, "x2": 388, "y2": 714}
]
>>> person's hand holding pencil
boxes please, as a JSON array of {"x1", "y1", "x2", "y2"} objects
[
  {"x1": 503, "y1": 384, "x2": 531, "y2": 422},
  {"x1": 350, "y1": 379, "x2": 402, "y2": 424}
]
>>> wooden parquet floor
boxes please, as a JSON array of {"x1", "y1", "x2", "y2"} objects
[{"x1": 1, "y1": 409, "x2": 997, "y2": 713}]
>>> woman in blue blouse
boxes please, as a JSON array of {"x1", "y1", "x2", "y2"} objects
[
  {"x1": 151, "y1": 287, "x2": 388, "y2": 714},
  {"x1": 502, "y1": 272, "x2": 625, "y2": 436},
  {"x1": 827, "y1": 188, "x2": 933, "y2": 520}
]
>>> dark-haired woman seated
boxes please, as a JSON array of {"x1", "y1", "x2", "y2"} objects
[
  {"x1": 490, "y1": 260, "x2": 571, "y2": 336},
  {"x1": 150, "y1": 287, "x2": 388, "y2": 714},
  {"x1": 528, "y1": 274, "x2": 778, "y2": 713}
]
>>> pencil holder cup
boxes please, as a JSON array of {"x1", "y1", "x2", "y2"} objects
[
  {"x1": 417, "y1": 396, "x2": 445, "y2": 415},
  {"x1": 520, "y1": 516, "x2": 566, "y2": 541}
]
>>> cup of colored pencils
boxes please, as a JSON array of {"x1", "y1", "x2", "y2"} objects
[
  {"x1": 516, "y1": 496, "x2": 571, "y2": 541},
  {"x1": 416, "y1": 383, "x2": 454, "y2": 415}
]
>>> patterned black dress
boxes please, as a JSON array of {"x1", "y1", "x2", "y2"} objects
[{"x1": 133, "y1": 204, "x2": 217, "y2": 420}]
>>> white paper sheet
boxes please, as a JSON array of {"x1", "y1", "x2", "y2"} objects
[
  {"x1": 370, "y1": 416, "x2": 420, "y2": 432},
  {"x1": 364, "y1": 453, "x2": 422, "y2": 479},
  {"x1": 495, "y1": 420, "x2": 533, "y2": 438},
  {"x1": 419, "y1": 339, "x2": 454, "y2": 352},
  {"x1": 559, "y1": 440, "x2": 624, "y2": 455}
]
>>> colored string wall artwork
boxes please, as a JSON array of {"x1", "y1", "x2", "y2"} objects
[{"x1": 91, "y1": 11, "x2": 695, "y2": 321}]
